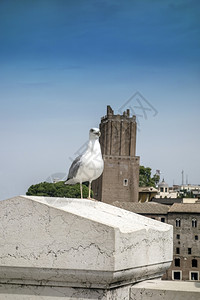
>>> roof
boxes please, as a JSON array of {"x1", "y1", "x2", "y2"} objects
[
  {"x1": 169, "y1": 203, "x2": 200, "y2": 213},
  {"x1": 158, "y1": 179, "x2": 169, "y2": 188},
  {"x1": 139, "y1": 187, "x2": 158, "y2": 193},
  {"x1": 151, "y1": 198, "x2": 182, "y2": 205},
  {"x1": 112, "y1": 202, "x2": 169, "y2": 215}
]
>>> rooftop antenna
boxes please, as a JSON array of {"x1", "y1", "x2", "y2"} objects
[
  {"x1": 155, "y1": 170, "x2": 161, "y2": 187},
  {"x1": 181, "y1": 170, "x2": 184, "y2": 187},
  {"x1": 156, "y1": 170, "x2": 160, "y2": 176}
]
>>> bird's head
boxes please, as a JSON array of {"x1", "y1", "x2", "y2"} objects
[{"x1": 89, "y1": 128, "x2": 101, "y2": 139}]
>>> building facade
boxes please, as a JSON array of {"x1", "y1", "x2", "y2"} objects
[
  {"x1": 113, "y1": 201, "x2": 200, "y2": 282},
  {"x1": 166, "y1": 204, "x2": 200, "y2": 281},
  {"x1": 92, "y1": 105, "x2": 140, "y2": 204},
  {"x1": 155, "y1": 179, "x2": 178, "y2": 198}
]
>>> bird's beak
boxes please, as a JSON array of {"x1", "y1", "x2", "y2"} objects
[{"x1": 95, "y1": 131, "x2": 101, "y2": 137}]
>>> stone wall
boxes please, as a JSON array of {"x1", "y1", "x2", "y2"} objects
[{"x1": 97, "y1": 156, "x2": 140, "y2": 204}]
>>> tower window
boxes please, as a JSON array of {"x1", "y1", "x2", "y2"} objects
[
  {"x1": 161, "y1": 217, "x2": 165, "y2": 223},
  {"x1": 123, "y1": 179, "x2": 128, "y2": 186},
  {"x1": 195, "y1": 235, "x2": 198, "y2": 240},
  {"x1": 192, "y1": 218, "x2": 197, "y2": 228},
  {"x1": 176, "y1": 247, "x2": 180, "y2": 254},
  {"x1": 165, "y1": 187, "x2": 168, "y2": 192},
  {"x1": 176, "y1": 218, "x2": 181, "y2": 227},
  {"x1": 176, "y1": 234, "x2": 180, "y2": 240},
  {"x1": 160, "y1": 187, "x2": 164, "y2": 192},
  {"x1": 188, "y1": 248, "x2": 192, "y2": 255}
]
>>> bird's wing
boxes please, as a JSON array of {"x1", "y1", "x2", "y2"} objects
[{"x1": 66, "y1": 154, "x2": 82, "y2": 180}]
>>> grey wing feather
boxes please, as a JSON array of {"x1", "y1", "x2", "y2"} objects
[{"x1": 67, "y1": 155, "x2": 82, "y2": 180}]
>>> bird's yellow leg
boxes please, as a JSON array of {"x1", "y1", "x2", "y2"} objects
[
  {"x1": 88, "y1": 181, "x2": 91, "y2": 199},
  {"x1": 80, "y1": 183, "x2": 83, "y2": 199}
]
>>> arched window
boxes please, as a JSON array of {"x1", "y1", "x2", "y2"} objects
[
  {"x1": 192, "y1": 218, "x2": 197, "y2": 228},
  {"x1": 192, "y1": 259, "x2": 198, "y2": 268},
  {"x1": 175, "y1": 258, "x2": 180, "y2": 267},
  {"x1": 176, "y1": 218, "x2": 181, "y2": 227}
]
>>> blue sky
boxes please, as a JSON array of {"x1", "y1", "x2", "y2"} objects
[{"x1": 0, "y1": 0, "x2": 200, "y2": 200}]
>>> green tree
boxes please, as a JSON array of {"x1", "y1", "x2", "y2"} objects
[
  {"x1": 139, "y1": 166, "x2": 160, "y2": 188},
  {"x1": 26, "y1": 181, "x2": 90, "y2": 198}
]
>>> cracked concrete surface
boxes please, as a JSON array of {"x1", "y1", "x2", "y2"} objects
[{"x1": 0, "y1": 196, "x2": 173, "y2": 299}]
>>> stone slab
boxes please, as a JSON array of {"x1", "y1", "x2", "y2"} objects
[
  {"x1": 1, "y1": 280, "x2": 200, "y2": 300},
  {"x1": 130, "y1": 279, "x2": 200, "y2": 300},
  {"x1": 0, "y1": 283, "x2": 131, "y2": 300},
  {"x1": 0, "y1": 196, "x2": 173, "y2": 288}
]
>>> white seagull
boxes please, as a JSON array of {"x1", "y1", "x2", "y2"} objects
[{"x1": 65, "y1": 128, "x2": 104, "y2": 199}]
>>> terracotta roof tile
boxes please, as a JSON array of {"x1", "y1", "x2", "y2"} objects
[
  {"x1": 112, "y1": 202, "x2": 169, "y2": 214},
  {"x1": 169, "y1": 203, "x2": 200, "y2": 213}
]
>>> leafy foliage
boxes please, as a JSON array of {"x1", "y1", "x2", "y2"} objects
[
  {"x1": 26, "y1": 181, "x2": 90, "y2": 198},
  {"x1": 139, "y1": 166, "x2": 160, "y2": 188}
]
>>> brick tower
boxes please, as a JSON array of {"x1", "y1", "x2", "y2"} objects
[{"x1": 92, "y1": 105, "x2": 140, "y2": 204}]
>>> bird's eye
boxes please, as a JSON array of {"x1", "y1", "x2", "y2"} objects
[{"x1": 90, "y1": 129, "x2": 94, "y2": 132}]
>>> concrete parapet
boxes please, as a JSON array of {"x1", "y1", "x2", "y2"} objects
[
  {"x1": 0, "y1": 196, "x2": 173, "y2": 299},
  {"x1": 130, "y1": 279, "x2": 200, "y2": 300}
]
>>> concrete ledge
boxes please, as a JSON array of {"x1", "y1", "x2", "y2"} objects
[
  {"x1": 0, "y1": 196, "x2": 173, "y2": 288},
  {"x1": 0, "y1": 262, "x2": 170, "y2": 289},
  {"x1": 0, "y1": 283, "x2": 131, "y2": 300},
  {"x1": 130, "y1": 279, "x2": 200, "y2": 300},
  {"x1": 1, "y1": 280, "x2": 200, "y2": 300}
]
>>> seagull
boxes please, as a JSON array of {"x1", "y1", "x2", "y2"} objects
[{"x1": 65, "y1": 128, "x2": 104, "y2": 199}]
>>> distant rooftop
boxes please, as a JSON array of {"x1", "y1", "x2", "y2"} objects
[
  {"x1": 169, "y1": 203, "x2": 200, "y2": 213},
  {"x1": 151, "y1": 198, "x2": 182, "y2": 206},
  {"x1": 112, "y1": 202, "x2": 169, "y2": 215},
  {"x1": 158, "y1": 178, "x2": 169, "y2": 188}
]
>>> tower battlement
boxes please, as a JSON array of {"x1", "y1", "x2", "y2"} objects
[
  {"x1": 100, "y1": 105, "x2": 137, "y2": 157},
  {"x1": 101, "y1": 105, "x2": 136, "y2": 122}
]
